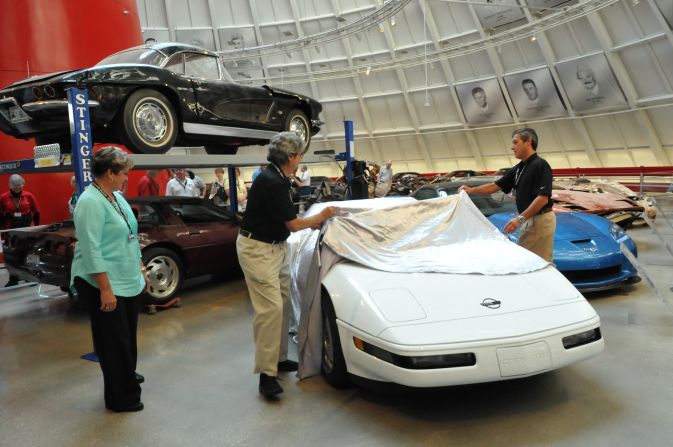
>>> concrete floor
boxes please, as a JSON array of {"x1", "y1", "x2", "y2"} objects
[{"x1": 1, "y1": 225, "x2": 672, "y2": 447}]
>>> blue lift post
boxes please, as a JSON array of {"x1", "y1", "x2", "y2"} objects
[{"x1": 334, "y1": 120, "x2": 354, "y2": 200}]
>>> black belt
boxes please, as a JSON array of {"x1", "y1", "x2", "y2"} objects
[
  {"x1": 239, "y1": 229, "x2": 284, "y2": 245},
  {"x1": 537, "y1": 208, "x2": 553, "y2": 215}
]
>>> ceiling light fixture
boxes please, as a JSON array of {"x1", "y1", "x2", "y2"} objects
[
  {"x1": 378, "y1": 23, "x2": 385, "y2": 33},
  {"x1": 530, "y1": 35, "x2": 537, "y2": 42},
  {"x1": 366, "y1": 66, "x2": 372, "y2": 76},
  {"x1": 390, "y1": 16, "x2": 396, "y2": 27}
]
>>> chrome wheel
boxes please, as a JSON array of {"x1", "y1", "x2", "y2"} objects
[
  {"x1": 289, "y1": 115, "x2": 308, "y2": 144},
  {"x1": 133, "y1": 99, "x2": 170, "y2": 145},
  {"x1": 146, "y1": 254, "x2": 180, "y2": 300}
]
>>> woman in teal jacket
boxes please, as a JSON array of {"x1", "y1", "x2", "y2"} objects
[{"x1": 71, "y1": 146, "x2": 149, "y2": 412}]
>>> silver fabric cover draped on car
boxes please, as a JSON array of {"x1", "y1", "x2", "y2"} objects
[{"x1": 290, "y1": 192, "x2": 550, "y2": 378}]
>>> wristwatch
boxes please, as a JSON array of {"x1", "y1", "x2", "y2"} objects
[{"x1": 517, "y1": 215, "x2": 526, "y2": 224}]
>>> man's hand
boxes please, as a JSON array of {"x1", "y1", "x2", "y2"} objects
[
  {"x1": 458, "y1": 185, "x2": 473, "y2": 194},
  {"x1": 503, "y1": 217, "x2": 523, "y2": 234}
]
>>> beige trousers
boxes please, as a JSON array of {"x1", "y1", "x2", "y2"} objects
[
  {"x1": 518, "y1": 211, "x2": 556, "y2": 262},
  {"x1": 236, "y1": 235, "x2": 291, "y2": 376},
  {"x1": 375, "y1": 181, "x2": 392, "y2": 198}
]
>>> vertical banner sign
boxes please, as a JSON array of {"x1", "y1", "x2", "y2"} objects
[
  {"x1": 344, "y1": 120, "x2": 354, "y2": 200},
  {"x1": 67, "y1": 88, "x2": 93, "y2": 194}
]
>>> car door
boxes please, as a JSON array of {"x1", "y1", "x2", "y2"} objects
[
  {"x1": 166, "y1": 201, "x2": 240, "y2": 276},
  {"x1": 183, "y1": 52, "x2": 272, "y2": 128}
]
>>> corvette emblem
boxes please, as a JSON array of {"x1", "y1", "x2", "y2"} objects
[
  {"x1": 583, "y1": 247, "x2": 597, "y2": 252},
  {"x1": 481, "y1": 298, "x2": 501, "y2": 309}
]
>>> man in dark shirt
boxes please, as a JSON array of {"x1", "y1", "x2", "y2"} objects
[
  {"x1": 237, "y1": 132, "x2": 336, "y2": 399},
  {"x1": 460, "y1": 127, "x2": 556, "y2": 262}
]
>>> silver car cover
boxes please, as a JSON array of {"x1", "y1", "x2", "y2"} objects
[{"x1": 290, "y1": 192, "x2": 550, "y2": 378}]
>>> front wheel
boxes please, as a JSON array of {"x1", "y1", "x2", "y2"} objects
[
  {"x1": 121, "y1": 89, "x2": 177, "y2": 154},
  {"x1": 142, "y1": 247, "x2": 183, "y2": 305},
  {"x1": 285, "y1": 109, "x2": 311, "y2": 149},
  {"x1": 321, "y1": 289, "x2": 349, "y2": 388}
]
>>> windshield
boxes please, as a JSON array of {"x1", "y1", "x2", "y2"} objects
[{"x1": 96, "y1": 49, "x2": 166, "y2": 67}]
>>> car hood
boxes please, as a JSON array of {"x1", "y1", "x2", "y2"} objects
[
  {"x1": 323, "y1": 263, "x2": 596, "y2": 345},
  {"x1": 488, "y1": 211, "x2": 603, "y2": 240}
]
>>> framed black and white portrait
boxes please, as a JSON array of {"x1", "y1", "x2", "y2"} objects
[
  {"x1": 504, "y1": 67, "x2": 566, "y2": 119},
  {"x1": 456, "y1": 78, "x2": 512, "y2": 125},
  {"x1": 473, "y1": 0, "x2": 526, "y2": 30},
  {"x1": 217, "y1": 27, "x2": 263, "y2": 82},
  {"x1": 555, "y1": 53, "x2": 627, "y2": 112}
]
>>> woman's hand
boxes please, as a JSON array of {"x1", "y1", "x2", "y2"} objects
[{"x1": 100, "y1": 288, "x2": 117, "y2": 312}]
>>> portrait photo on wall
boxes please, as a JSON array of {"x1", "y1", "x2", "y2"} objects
[
  {"x1": 217, "y1": 27, "x2": 264, "y2": 81},
  {"x1": 555, "y1": 53, "x2": 627, "y2": 112},
  {"x1": 456, "y1": 78, "x2": 513, "y2": 125},
  {"x1": 474, "y1": 0, "x2": 526, "y2": 30},
  {"x1": 504, "y1": 67, "x2": 567, "y2": 119}
]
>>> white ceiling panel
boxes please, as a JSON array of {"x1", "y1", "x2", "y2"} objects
[{"x1": 136, "y1": 0, "x2": 673, "y2": 172}]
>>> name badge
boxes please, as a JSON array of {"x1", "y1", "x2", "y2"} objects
[{"x1": 14, "y1": 212, "x2": 22, "y2": 217}]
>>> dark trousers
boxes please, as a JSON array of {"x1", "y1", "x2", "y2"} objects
[{"x1": 74, "y1": 277, "x2": 142, "y2": 409}]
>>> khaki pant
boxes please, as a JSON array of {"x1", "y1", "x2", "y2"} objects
[
  {"x1": 375, "y1": 181, "x2": 392, "y2": 198},
  {"x1": 236, "y1": 235, "x2": 291, "y2": 376},
  {"x1": 518, "y1": 211, "x2": 556, "y2": 262}
]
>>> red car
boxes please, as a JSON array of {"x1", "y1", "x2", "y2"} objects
[{"x1": 2, "y1": 197, "x2": 241, "y2": 304}]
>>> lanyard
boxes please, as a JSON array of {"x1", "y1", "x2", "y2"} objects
[
  {"x1": 270, "y1": 163, "x2": 293, "y2": 202},
  {"x1": 514, "y1": 164, "x2": 526, "y2": 188},
  {"x1": 92, "y1": 181, "x2": 134, "y2": 239},
  {"x1": 11, "y1": 195, "x2": 22, "y2": 211}
]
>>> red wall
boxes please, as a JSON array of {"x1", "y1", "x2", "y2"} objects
[{"x1": 0, "y1": 0, "x2": 143, "y2": 224}]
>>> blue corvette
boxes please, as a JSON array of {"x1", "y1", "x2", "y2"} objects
[{"x1": 412, "y1": 180, "x2": 640, "y2": 292}]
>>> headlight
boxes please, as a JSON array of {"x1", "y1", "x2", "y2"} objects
[
  {"x1": 562, "y1": 328, "x2": 602, "y2": 349},
  {"x1": 609, "y1": 223, "x2": 626, "y2": 241},
  {"x1": 353, "y1": 337, "x2": 476, "y2": 369}
]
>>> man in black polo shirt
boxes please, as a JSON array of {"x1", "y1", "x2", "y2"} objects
[
  {"x1": 236, "y1": 132, "x2": 336, "y2": 399},
  {"x1": 460, "y1": 127, "x2": 556, "y2": 262}
]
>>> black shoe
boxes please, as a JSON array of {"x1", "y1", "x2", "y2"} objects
[
  {"x1": 259, "y1": 373, "x2": 283, "y2": 397},
  {"x1": 4, "y1": 280, "x2": 18, "y2": 288},
  {"x1": 277, "y1": 359, "x2": 298, "y2": 372},
  {"x1": 135, "y1": 373, "x2": 145, "y2": 384},
  {"x1": 107, "y1": 401, "x2": 144, "y2": 412}
]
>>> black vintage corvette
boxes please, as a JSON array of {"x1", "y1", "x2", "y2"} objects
[{"x1": 0, "y1": 43, "x2": 323, "y2": 154}]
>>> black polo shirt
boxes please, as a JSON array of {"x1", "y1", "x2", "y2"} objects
[
  {"x1": 495, "y1": 153, "x2": 553, "y2": 214},
  {"x1": 240, "y1": 164, "x2": 297, "y2": 242}
]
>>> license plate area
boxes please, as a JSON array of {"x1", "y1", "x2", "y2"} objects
[
  {"x1": 9, "y1": 105, "x2": 30, "y2": 123},
  {"x1": 26, "y1": 254, "x2": 40, "y2": 266},
  {"x1": 496, "y1": 342, "x2": 551, "y2": 377}
]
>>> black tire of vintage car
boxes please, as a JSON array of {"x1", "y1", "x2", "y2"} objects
[
  {"x1": 285, "y1": 109, "x2": 311, "y2": 148},
  {"x1": 121, "y1": 89, "x2": 178, "y2": 154},
  {"x1": 142, "y1": 247, "x2": 183, "y2": 304},
  {"x1": 321, "y1": 289, "x2": 350, "y2": 388}
]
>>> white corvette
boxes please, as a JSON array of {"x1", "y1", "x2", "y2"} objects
[{"x1": 291, "y1": 195, "x2": 604, "y2": 388}]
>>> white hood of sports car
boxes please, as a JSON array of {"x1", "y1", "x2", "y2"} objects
[
  {"x1": 322, "y1": 263, "x2": 595, "y2": 345},
  {"x1": 307, "y1": 193, "x2": 549, "y2": 275}
]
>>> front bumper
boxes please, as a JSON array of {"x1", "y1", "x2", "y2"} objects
[{"x1": 337, "y1": 317, "x2": 603, "y2": 388}]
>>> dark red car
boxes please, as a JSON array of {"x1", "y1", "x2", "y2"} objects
[{"x1": 2, "y1": 197, "x2": 241, "y2": 304}]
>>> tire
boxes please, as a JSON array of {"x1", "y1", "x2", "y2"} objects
[
  {"x1": 204, "y1": 145, "x2": 238, "y2": 155},
  {"x1": 321, "y1": 289, "x2": 350, "y2": 388},
  {"x1": 285, "y1": 109, "x2": 311, "y2": 149},
  {"x1": 142, "y1": 247, "x2": 183, "y2": 305},
  {"x1": 121, "y1": 89, "x2": 177, "y2": 154}
]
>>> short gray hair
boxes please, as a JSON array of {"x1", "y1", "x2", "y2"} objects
[
  {"x1": 91, "y1": 146, "x2": 133, "y2": 178},
  {"x1": 9, "y1": 174, "x2": 25, "y2": 187},
  {"x1": 267, "y1": 132, "x2": 305, "y2": 166}
]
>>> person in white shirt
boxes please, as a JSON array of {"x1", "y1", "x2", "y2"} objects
[
  {"x1": 187, "y1": 170, "x2": 206, "y2": 198},
  {"x1": 165, "y1": 168, "x2": 198, "y2": 197},
  {"x1": 375, "y1": 160, "x2": 393, "y2": 198}
]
